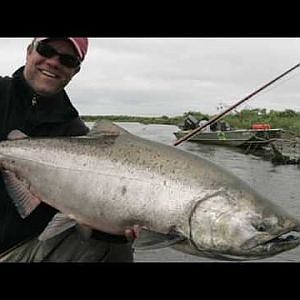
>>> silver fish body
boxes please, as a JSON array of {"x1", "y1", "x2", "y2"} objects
[{"x1": 0, "y1": 121, "x2": 299, "y2": 260}]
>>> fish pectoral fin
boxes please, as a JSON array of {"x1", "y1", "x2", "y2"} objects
[
  {"x1": 133, "y1": 228, "x2": 186, "y2": 250},
  {"x1": 7, "y1": 129, "x2": 29, "y2": 140},
  {"x1": 2, "y1": 170, "x2": 41, "y2": 218},
  {"x1": 38, "y1": 213, "x2": 77, "y2": 241}
]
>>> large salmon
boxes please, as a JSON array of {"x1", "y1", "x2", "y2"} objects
[{"x1": 0, "y1": 121, "x2": 299, "y2": 260}]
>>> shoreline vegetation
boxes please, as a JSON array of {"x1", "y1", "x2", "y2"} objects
[{"x1": 81, "y1": 108, "x2": 300, "y2": 137}]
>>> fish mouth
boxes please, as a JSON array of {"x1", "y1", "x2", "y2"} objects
[
  {"x1": 200, "y1": 228, "x2": 300, "y2": 261},
  {"x1": 241, "y1": 226, "x2": 300, "y2": 258},
  {"x1": 263, "y1": 231, "x2": 300, "y2": 246},
  {"x1": 259, "y1": 231, "x2": 300, "y2": 251}
]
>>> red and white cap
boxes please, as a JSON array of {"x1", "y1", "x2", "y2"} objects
[{"x1": 34, "y1": 37, "x2": 89, "y2": 61}]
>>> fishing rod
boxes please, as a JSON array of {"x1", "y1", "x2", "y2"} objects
[{"x1": 174, "y1": 62, "x2": 300, "y2": 146}]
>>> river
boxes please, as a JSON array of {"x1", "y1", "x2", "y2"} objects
[{"x1": 88, "y1": 122, "x2": 300, "y2": 262}]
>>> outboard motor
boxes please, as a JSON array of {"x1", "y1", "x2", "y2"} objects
[{"x1": 183, "y1": 115, "x2": 199, "y2": 130}]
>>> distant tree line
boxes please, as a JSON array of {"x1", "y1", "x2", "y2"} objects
[
  {"x1": 81, "y1": 108, "x2": 300, "y2": 136},
  {"x1": 81, "y1": 114, "x2": 183, "y2": 125}
]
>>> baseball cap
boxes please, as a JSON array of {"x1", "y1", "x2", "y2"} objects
[{"x1": 34, "y1": 37, "x2": 89, "y2": 61}]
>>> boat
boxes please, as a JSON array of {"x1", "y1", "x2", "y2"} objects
[
  {"x1": 173, "y1": 115, "x2": 284, "y2": 147},
  {"x1": 173, "y1": 128, "x2": 284, "y2": 147}
]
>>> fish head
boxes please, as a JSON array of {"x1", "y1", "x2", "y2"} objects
[{"x1": 188, "y1": 188, "x2": 300, "y2": 260}]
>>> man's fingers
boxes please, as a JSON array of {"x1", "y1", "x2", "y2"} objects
[
  {"x1": 124, "y1": 228, "x2": 136, "y2": 240},
  {"x1": 133, "y1": 225, "x2": 141, "y2": 239},
  {"x1": 124, "y1": 225, "x2": 145, "y2": 240}
]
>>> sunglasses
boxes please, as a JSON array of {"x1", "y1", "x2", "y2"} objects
[{"x1": 34, "y1": 41, "x2": 81, "y2": 69}]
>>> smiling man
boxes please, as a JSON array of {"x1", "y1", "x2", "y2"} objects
[
  {"x1": 0, "y1": 38, "x2": 138, "y2": 262},
  {"x1": 24, "y1": 38, "x2": 83, "y2": 97}
]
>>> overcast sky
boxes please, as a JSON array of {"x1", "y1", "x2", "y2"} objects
[{"x1": 1, "y1": 37, "x2": 300, "y2": 117}]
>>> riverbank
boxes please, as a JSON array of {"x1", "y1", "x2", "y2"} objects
[{"x1": 242, "y1": 130, "x2": 300, "y2": 165}]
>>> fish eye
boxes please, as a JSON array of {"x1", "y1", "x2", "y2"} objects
[{"x1": 254, "y1": 223, "x2": 267, "y2": 232}]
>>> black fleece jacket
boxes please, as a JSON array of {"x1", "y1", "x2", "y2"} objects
[{"x1": 0, "y1": 66, "x2": 90, "y2": 253}]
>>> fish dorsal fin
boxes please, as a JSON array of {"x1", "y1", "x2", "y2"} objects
[
  {"x1": 7, "y1": 130, "x2": 29, "y2": 141},
  {"x1": 87, "y1": 120, "x2": 130, "y2": 138}
]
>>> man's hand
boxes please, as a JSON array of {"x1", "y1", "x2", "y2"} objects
[{"x1": 124, "y1": 224, "x2": 143, "y2": 241}]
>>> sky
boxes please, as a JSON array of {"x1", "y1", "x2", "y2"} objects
[{"x1": 1, "y1": 37, "x2": 300, "y2": 117}]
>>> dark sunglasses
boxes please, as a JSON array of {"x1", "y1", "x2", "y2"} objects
[{"x1": 34, "y1": 41, "x2": 81, "y2": 68}]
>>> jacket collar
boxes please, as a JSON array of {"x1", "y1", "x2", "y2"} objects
[{"x1": 12, "y1": 66, "x2": 80, "y2": 123}]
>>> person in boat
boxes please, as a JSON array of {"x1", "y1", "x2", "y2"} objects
[
  {"x1": 0, "y1": 37, "x2": 140, "y2": 262},
  {"x1": 199, "y1": 117, "x2": 211, "y2": 133},
  {"x1": 210, "y1": 120, "x2": 232, "y2": 132}
]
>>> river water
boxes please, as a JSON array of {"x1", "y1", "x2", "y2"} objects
[{"x1": 88, "y1": 122, "x2": 300, "y2": 262}]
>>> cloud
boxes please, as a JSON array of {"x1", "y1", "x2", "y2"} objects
[{"x1": 1, "y1": 37, "x2": 300, "y2": 116}]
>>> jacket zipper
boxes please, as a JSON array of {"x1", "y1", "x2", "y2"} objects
[{"x1": 32, "y1": 95, "x2": 37, "y2": 106}]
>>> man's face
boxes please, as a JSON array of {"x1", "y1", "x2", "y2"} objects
[{"x1": 23, "y1": 39, "x2": 80, "y2": 97}]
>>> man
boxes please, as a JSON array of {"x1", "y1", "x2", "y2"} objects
[
  {"x1": 199, "y1": 118, "x2": 211, "y2": 133},
  {"x1": 0, "y1": 38, "x2": 138, "y2": 262}
]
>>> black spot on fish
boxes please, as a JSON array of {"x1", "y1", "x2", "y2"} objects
[{"x1": 121, "y1": 186, "x2": 127, "y2": 196}]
